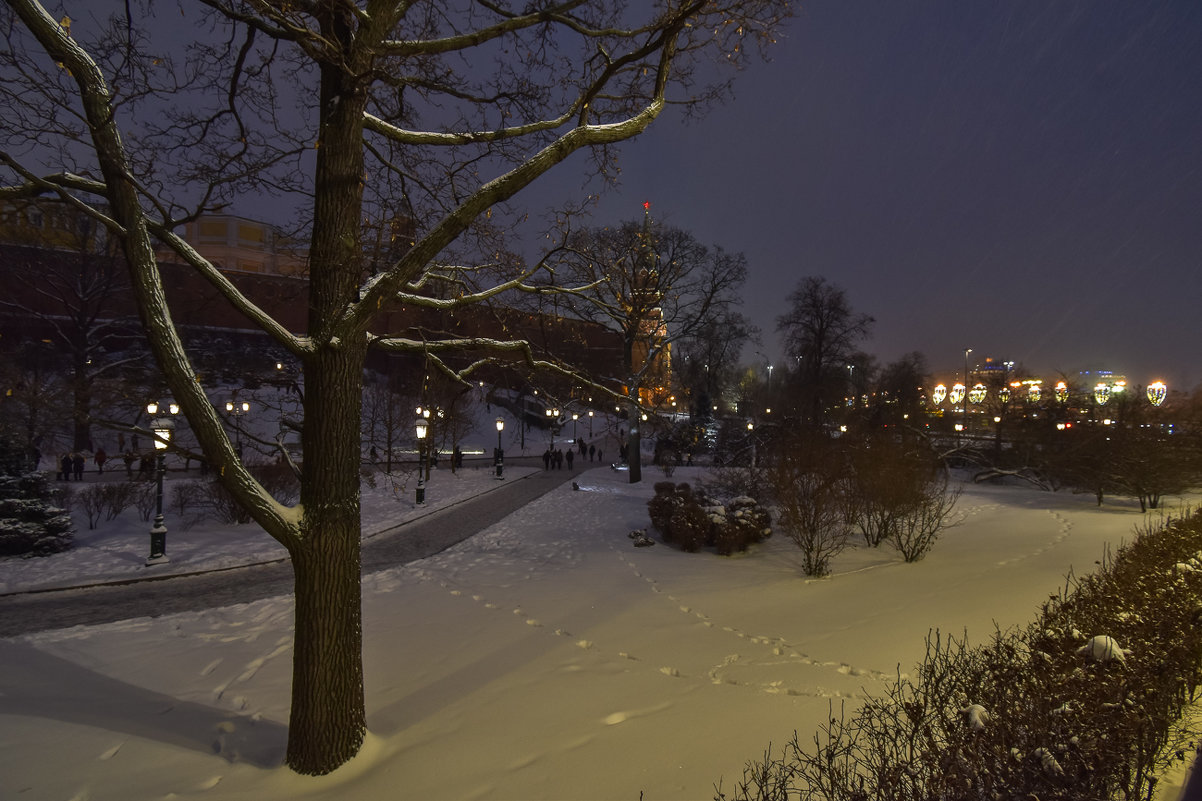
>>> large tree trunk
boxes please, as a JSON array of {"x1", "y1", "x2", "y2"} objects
[
  {"x1": 288, "y1": 345, "x2": 367, "y2": 774},
  {"x1": 284, "y1": 7, "x2": 371, "y2": 773}
]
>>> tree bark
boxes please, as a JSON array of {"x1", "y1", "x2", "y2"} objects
[
  {"x1": 287, "y1": 345, "x2": 367, "y2": 774},
  {"x1": 283, "y1": 5, "x2": 371, "y2": 773}
]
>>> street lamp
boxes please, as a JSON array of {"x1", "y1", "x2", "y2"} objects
[
  {"x1": 572, "y1": 413, "x2": 579, "y2": 444},
  {"x1": 225, "y1": 399, "x2": 250, "y2": 457},
  {"x1": 546, "y1": 407, "x2": 558, "y2": 449},
  {"x1": 588, "y1": 409, "x2": 594, "y2": 437},
  {"x1": 414, "y1": 417, "x2": 428, "y2": 505},
  {"x1": 494, "y1": 416, "x2": 505, "y2": 479},
  {"x1": 963, "y1": 348, "x2": 972, "y2": 437},
  {"x1": 146, "y1": 400, "x2": 177, "y2": 565},
  {"x1": 1148, "y1": 381, "x2": 1167, "y2": 407}
]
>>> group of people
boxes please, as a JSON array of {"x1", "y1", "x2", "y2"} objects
[
  {"x1": 56, "y1": 447, "x2": 158, "y2": 481},
  {"x1": 541, "y1": 439, "x2": 602, "y2": 471}
]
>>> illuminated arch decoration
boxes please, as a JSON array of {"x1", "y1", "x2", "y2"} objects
[
  {"x1": 1027, "y1": 383, "x2": 1041, "y2": 403},
  {"x1": 949, "y1": 383, "x2": 965, "y2": 406},
  {"x1": 1055, "y1": 381, "x2": 1068, "y2": 403},
  {"x1": 1094, "y1": 383, "x2": 1111, "y2": 405},
  {"x1": 968, "y1": 383, "x2": 987, "y2": 404},
  {"x1": 998, "y1": 386, "x2": 1011, "y2": 404},
  {"x1": 1147, "y1": 381, "x2": 1167, "y2": 407},
  {"x1": 931, "y1": 384, "x2": 947, "y2": 405}
]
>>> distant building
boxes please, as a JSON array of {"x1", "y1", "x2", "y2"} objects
[{"x1": 171, "y1": 214, "x2": 308, "y2": 276}]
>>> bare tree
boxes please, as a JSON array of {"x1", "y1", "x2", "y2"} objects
[
  {"x1": 674, "y1": 309, "x2": 758, "y2": 418},
  {"x1": 0, "y1": 201, "x2": 144, "y2": 452},
  {"x1": 554, "y1": 212, "x2": 750, "y2": 483},
  {"x1": 0, "y1": 0, "x2": 791, "y2": 775},
  {"x1": 776, "y1": 276, "x2": 874, "y2": 425}
]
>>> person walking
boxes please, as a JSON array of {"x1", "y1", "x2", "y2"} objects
[
  {"x1": 123, "y1": 451, "x2": 136, "y2": 478},
  {"x1": 95, "y1": 448, "x2": 107, "y2": 474},
  {"x1": 542, "y1": 448, "x2": 552, "y2": 470},
  {"x1": 72, "y1": 452, "x2": 85, "y2": 481},
  {"x1": 566, "y1": 449, "x2": 574, "y2": 470},
  {"x1": 588, "y1": 444, "x2": 595, "y2": 462},
  {"x1": 60, "y1": 453, "x2": 72, "y2": 481}
]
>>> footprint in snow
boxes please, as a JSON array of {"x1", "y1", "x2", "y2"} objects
[{"x1": 99, "y1": 742, "x2": 123, "y2": 760}]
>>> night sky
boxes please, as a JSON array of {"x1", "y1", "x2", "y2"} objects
[{"x1": 529, "y1": 1, "x2": 1202, "y2": 390}]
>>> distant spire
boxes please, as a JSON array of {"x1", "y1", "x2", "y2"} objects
[{"x1": 642, "y1": 201, "x2": 651, "y2": 213}]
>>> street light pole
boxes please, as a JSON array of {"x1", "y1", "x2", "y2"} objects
[
  {"x1": 495, "y1": 416, "x2": 504, "y2": 479},
  {"x1": 146, "y1": 400, "x2": 177, "y2": 565},
  {"x1": 225, "y1": 399, "x2": 250, "y2": 458},
  {"x1": 415, "y1": 417, "x2": 428, "y2": 505},
  {"x1": 963, "y1": 348, "x2": 973, "y2": 440}
]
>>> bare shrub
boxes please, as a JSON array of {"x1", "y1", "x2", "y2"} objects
[
  {"x1": 250, "y1": 460, "x2": 300, "y2": 505},
  {"x1": 766, "y1": 434, "x2": 851, "y2": 577},
  {"x1": 100, "y1": 482, "x2": 140, "y2": 521},
  {"x1": 170, "y1": 481, "x2": 204, "y2": 517},
  {"x1": 890, "y1": 478, "x2": 962, "y2": 562},
  {"x1": 195, "y1": 480, "x2": 252, "y2": 524},
  {"x1": 132, "y1": 481, "x2": 157, "y2": 522},
  {"x1": 721, "y1": 512, "x2": 1202, "y2": 801},
  {"x1": 74, "y1": 484, "x2": 105, "y2": 530}
]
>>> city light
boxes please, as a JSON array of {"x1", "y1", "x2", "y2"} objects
[
  {"x1": 968, "y1": 383, "x2": 986, "y2": 404},
  {"x1": 1055, "y1": 381, "x2": 1068, "y2": 403},
  {"x1": 931, "y1": 384, "x2": 947, "y2": 405},
  {"x1": 1094, "y1": 383, "x2": 1111, "y2": 405},
  {"x1": 1148, "y1": 381, "x2": 1167, "y2": 407},
  {"x1": 949, "y1": 383, "x2": 965, "y2": 405}
]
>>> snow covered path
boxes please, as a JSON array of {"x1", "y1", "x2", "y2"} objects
[{"x1": 0, "y1": 467, "x2": 1192, "y2": 800}]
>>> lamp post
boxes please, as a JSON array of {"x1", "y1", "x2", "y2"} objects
[
  {"x1": 494, "y1": 416, "x2": 504, "y2": 479},
  {"x1": 146, "y1": 401, "x2": 177, "y2": 565},
  {"x1": 546, "y1": 407, "x2": 558, "y2": 449},
  {"x1": 963, "y1": 348, "x2": 972, "y2": 439},
  {"x1": 225, "y1": 399, "x2": 250, "y2": 458},
  {"x1": 572, "y1": 413, "x2": 579, "y2": 445},
  {"x1": 415, "y1": 417, "x2": 428, "y2": 505},
  {"x1": 588, "y1": 409, "x2": 594, "y2": 437}
]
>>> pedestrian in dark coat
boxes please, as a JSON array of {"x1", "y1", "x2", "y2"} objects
[
  {"x1": 72, "y1": 452, "x2": 85, "y2": 480},
  {"x1": 60, "y1": 453, "x2": 72, "y2": 481},
  {"x1": 95, "y1": 448, "x2": 107, "y2": 473},
  {"x1": 543, "y1": 449, "x2": 552, "y2": 470},
  {"x1": 566, "y1": 449, "x2": 574, "y2": 470},
  {"x1": 123, "y1": 451, "x2": 135, "y2": 478},
  {"x1": 588, "y1": 444, "x2": 595, "y2": 462}
]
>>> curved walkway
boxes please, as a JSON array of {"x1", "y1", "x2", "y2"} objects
[{"x1": 0, "y1": 464, "x2": 579, "y2": 638}]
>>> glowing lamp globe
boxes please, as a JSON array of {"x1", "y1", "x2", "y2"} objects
[
  {"x1": 968, "y1": 383, "x2": 986, "y2": 404},
  {"x1": 931, "y1": 384, "x2": 947, "y2": 405},
  {"x1": 1028, "y1": 383, "x2": 1041, "y2": 403},
  {"x1": 1094, "y1": 383, "x2": 1110, "y2": 405},
  {"x1": 1147, "y1": 381, "x2": 1167, "y2": 407},
  {"x1": 949, "y1": 383, "x2": 965, "y2": 406}
]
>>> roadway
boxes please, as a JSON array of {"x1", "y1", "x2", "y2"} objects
[{"x1": 0, "y1": 459, "x2": 578, "y2": 638}]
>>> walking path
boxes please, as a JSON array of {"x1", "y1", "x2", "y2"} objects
[{"x1": 0, "y1": 464, "x2": 578, "y2": 638}]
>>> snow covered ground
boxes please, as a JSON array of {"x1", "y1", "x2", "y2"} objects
[{"x1": 0, "y1": 464, "x2": 1198, "y2": 800}]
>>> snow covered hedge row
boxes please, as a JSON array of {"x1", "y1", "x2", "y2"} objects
[{"x1": 720, "y1": 512, "x2": 1202, "y2": 800}]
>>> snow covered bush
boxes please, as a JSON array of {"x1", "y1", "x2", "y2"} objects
[
  {"x1": 711, "y1": 497, "x2": 772, "y2": 556},
  {"x1": 721, "y1": 510, "x2": 1202, "y2": 800},
  {"x1": 648, "y1": 483, "x2": 771, "y2": 556}
]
